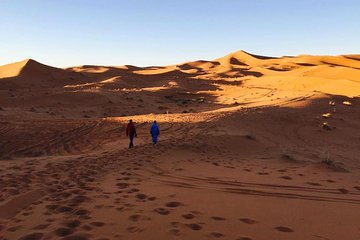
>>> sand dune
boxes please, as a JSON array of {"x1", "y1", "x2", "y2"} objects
[
  {"x1": 0, "y1": 59, "x2": 89, "y2": 89},
  {"x1": 1, "y1": 51, "x2": 360, "y2": 240}
]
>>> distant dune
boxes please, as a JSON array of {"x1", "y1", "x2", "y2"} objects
[
  {"x1": 1, "y1": 50, "x2": 359, "y2": 93},
  {"x1": 0, "y1": 59, "x2": 88, "y2": 88},
  {"x1": 1, "y1": 50, "x2": 359, "y2": 117}
]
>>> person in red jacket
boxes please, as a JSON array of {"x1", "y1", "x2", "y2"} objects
[{"x1": 126, "y1": 119, "x2": 137, "y2": 148}]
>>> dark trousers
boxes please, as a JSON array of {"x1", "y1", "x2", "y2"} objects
[
  {"x1": 129, "y1": 134, "x2": 135, "y2": 148},
  {"x1": 152, "y1": 134, "x2": 158, "y2": 144}
]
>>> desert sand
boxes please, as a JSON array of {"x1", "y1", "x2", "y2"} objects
[{"x1": 0, "y1": 50, "x2": 360, "y2": 240}]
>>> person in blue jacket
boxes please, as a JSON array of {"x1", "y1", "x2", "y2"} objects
[{"x1": 150, "y1": 120, "x2": 160, "y2": 144}]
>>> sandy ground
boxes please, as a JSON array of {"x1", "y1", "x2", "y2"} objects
[{"x1": 1, "y1": 51, "x2": 360, "y2": 240}]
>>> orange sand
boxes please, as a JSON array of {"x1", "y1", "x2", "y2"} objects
[{"x1": 0, "y1": 51, "x2": 360, "y2": 240}]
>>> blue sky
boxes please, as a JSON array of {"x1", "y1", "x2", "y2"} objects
[{"x1": 0, "y1": 0, "x2": 359, "y2": 67}]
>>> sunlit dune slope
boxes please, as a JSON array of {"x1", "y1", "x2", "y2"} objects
[{"x1": 0, "y1": 50, "x2": 359, "y2": 119}]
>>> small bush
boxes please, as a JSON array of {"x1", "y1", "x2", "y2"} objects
[
  {"x1": 322, "y1": 122, "x2": 332, "y2": 130},
  {"x1": 281, "y1": 153, "x2": 295, "y2": 161},
  {"x1": 280, "y1": 145, "x2": 296, "y2": 161},
  {"x1": 320, "y1": 150, "x2": 333, "y2": 165}
]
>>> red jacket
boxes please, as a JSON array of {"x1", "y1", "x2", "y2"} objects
[{"x1": 126, "y1": 122, "x2": 136, "y2": 136}]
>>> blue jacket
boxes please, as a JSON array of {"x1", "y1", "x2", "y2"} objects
[{"x1": 150, "y1": 123, "x2": 160, "y2": 136}]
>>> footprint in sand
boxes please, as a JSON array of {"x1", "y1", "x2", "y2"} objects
[
  {"x1": 63, "y1": 219, "x2": 81, "y2": 229},
  {"x1": 354, "y1": 186, "x2": 360, "y2": 191},
  {"x1": 127, "y1": 226, "x2": 144, "y2": 233},
  {"x1": 54, "y1": 227, "x2": 74, "y2": 237},
  {"x1": 46, "y1": 218, "x2": 56, "y2": 223},
  {"x1": 129, "y1": 214, "x2": 151, "y2": 222},
  {"x1": 182, "y1": 213, "x2": 195, "y2": 219},
  {"x1": 281, "y1": 176, "x2": 292, "y2": 180},
  {"x1": 22, "y1": 211, "x2": 32, "y2": 216},
  {"x1": 19, "y1": 232, "x2": 44, "y2": 240},
  {"x1": 186, "y1": 223, "x2": 202, "y2": 231},
  {"x1": 169, "y1": 224, "x2": 181, "y2": 236},
  {"x1": 82, "y1": 224, "x2": 93, "y2": 231},
  {"x1": 73, "y1": 208, "x2": 90, "y2": 216},
  {"x1": 211, "y1": 216, "x2": 226, "y2": 221},
  {"x1": 338, "y1": 188, "x2": 349, "y2": 194},
  {"x1": 239, "y1": 218, "x2": 258, "y2": 224},
  {"x1": 127, "y1": 188, "x2": 140, "y2": 193},
  {"x1": 90, "y1": 221, "x2": 105, "y2": 227},
  {"x1": 170, "y1": 221, "x2": 180, "y2": 228},
  {"x1": 116, "y1": 207, "x2": 125, "y2": 212},
  {"x1": 69, "y1": 195, "x2": 90, "y2": 206},
  {"x1": 154, "y1": 208, "x2": 170, "y2": 215},
  {"x1": 306, "y1": 182, "x2": 322, "y2": 186},
  {"x1": 274, "y1": 226, "x2": 294, "y2": 232},
  {"x1": 7, "y1": 226, "x2": 19, "y2": 232},
  {"x1": 57, "y1": 206, "x2": 73, "y2": 213},
  {"x1": 165, "y1": 201, "x2": 182, "y2": 208},
  {"x1": 135, "y1": 193, "x2": 147, "y2": 200},
  {"x1": 237, "y1": 237, "x2": 253, "y2": 240},
  {"x1": 46, "y1": 204, "x2": 59, "y2": 211},
  {"x1": 190, "y1": 210, "x2": 201, "y2": 215},
  {"x1": 210, "y1": 232, "x2": 224, "y2": 238},
  {"x1": 116, "y1": 182, "x2": 130, "y2": 189}
]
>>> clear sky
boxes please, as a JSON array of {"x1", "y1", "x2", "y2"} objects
[{"x1": 1, "y1": 0, "x2": 359, "y2": 67}]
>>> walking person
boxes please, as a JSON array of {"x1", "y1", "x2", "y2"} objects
[
  {"x1": 150, "y1": 120, "x2": 160, "y2": 144},
  {"x1": 126, "y1": 119, "x2": 137, "y2": 148}
]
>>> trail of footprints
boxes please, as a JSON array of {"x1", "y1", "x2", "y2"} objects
[
  {"x1": 0, "y1": 144, "x2": 166, "y2": 239},
  {"x1": 100, "y1": 168, "x2": 297, "y2": 240},
  {"x1": 153, "y1": 201, "x2": 295, "y2": 239},
  {"x1": 1, "y1": 139, "x2": 359, "y2": 240},
  {"x1": 113, "y1": 175, "x2": 296, "y2": 239},
  {"x1": 241, "y1": 163, "x2": 358, "y2": 196}
]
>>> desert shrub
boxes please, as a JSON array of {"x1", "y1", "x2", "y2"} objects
[{"x1": 320, "y1": 150, "x2": 333, "y2": 165}]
